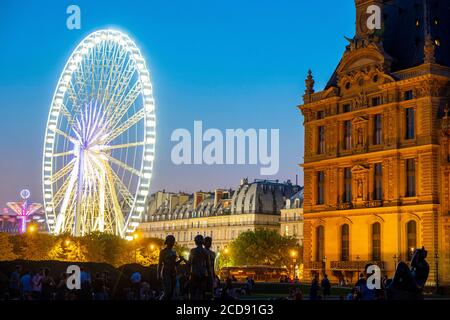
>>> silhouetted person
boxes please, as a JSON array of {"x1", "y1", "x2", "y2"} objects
[
  {"x1": 188, "y1": 235, "x2": 211, "y2": 300},
  {"x1": 204, "y1": 236, "x2": 216, "y2": 300},
  {"x1": 387, "y1": 247, "x2": 429, "y2": 300},
  {"x1": 354, "y1": 265, "x2": 377, "y2": 300},
  {"x1": 79, "y1": 267, "x2": 92, "y2": 300},
  {"x1": 157, "y1": 235, "x2": 185, "y2": 300},
  {"x1": 321, "y1": 274, "x2": 331, "y2": 299},
  {"x1": 55, "y1": 273, "x2": 67, "y2": 300},
  {"x1": 93, "y1": 273, "x2": 106, "y2": 300},
  {"x1": 309, "y1": 274, "x2": 319, "y2": 300},
  {"x1": 20, "y1": 270, "x2": 32, "y2": 300},
  {"x1": 130, "y1": 271, "x2": 142, "y2": 300},
  {"x1": 9, "y1": 265, "x2": 22, "y2": 299},
  {"x1": 41, "y1": 268, "x2": 55, "y2": 301}
]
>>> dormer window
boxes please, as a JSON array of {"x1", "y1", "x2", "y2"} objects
[
  {"x1": 317, "y1": 111, "x2": 325, "y2": 120},
  {"x1": 404, "y1": 90, "x2": 414, "y2": 101},
  {"x1": 343, "y1": 104, "x2": 351, "y2": 113},
  {"x1": 372, "y1": 96, "x2": 381, "y2": 107}
]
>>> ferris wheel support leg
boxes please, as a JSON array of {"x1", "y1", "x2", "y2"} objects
[
  {"x1": 98, "y1": 169, "x2": 105, "y2": 232},
  {"x1": 74, "y1": 150, "x2": 84, "y2": 236}
]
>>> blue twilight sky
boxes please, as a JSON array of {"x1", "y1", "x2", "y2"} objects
[{"x1": 0, "y1": 0, "x2": 355, "y2": 206}]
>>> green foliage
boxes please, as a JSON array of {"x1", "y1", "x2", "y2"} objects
[
  {"x1": 0, "y1": 233, "x2": 17, "y2": 261},
  {"x1": 0, "y1": 232, "x2": 164, "y2": 267},
  {"x1": 228, "y1": 229, "x2": 301, "y2": 267},
  {"x1": 0, "y1": 230, "x2": 301, "y2": 269}
]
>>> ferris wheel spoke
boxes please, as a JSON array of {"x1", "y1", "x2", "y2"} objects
[
  {"x1": 51, "y1": 160, "x2": 76, "y2": 183},
  {"x1": 104, "y1": 59, "x2": 138, "y2": 115},
  {"x1": 107, "y1": 163, "x2": 135, "y2": 208},
  {"x1": 104, "y1": 57, "x2": 136, "y2": 117},
  {"x1": 99, "y1": 50, "x2": 119, "y2": 109},
  {"x1": 105, "y1": 154, "x2": 143, "y2": 177},
  {"x1": 107, "y1": 80, "x2": 142, "y2": 129},
  {"x1": 105, "y1": 164, "x2": 125, "y2": 234},
  {"x1": 55, "y1": 163, "x2": 79, "y2": 233},
  {"x1": 53, "y1": 150, "x2": 74, "y2": 158},
  {"x1": 102, "y1": 141, "x2": 146, "y2": 151},
  {"x1": 106, "y1": 108, "x2": 145, "y2": 143},
  {"x1": 66, "y1": 82, "x2": 81, "y2": 114},
  {"x1": 50, "y1": 127, "x2": 73, "y2": 141},
  {"x1": 96, "y1": 40, "x2": 110, "y2": 103},
  {"x1": 60, "y1": 103, "x2": 76, "y2": 126},
  {"x1": 52, "y1": 178, "x2": 71, "y2": 207}
]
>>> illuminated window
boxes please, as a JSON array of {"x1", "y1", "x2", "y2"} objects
[
  {"x1": 341, "y1": 224, "x2": 349, "y2": 261},
  {"x1": 374, "y1": 114, "x2": 382, "y2": 145},
  {"x1": 343, "y1": 168, "x2": 352, "y2": 203},
  {"x1": 317, "y1": 171, "x2": 325, "y2": 205},
  {"x1": 374, "y1": 163, "x2": 383, "y2": 200},
  {"x1": 405, "y1": 108, "x2": 415, "y2": 139},
  {"x1": 406, "y1": 159, "x2": 416, "y2": 197},
  {"x1": 344, "y1": 120, "x2": 352, "y2": 150},
  {"x1": 372, "y1": 222, "x2": 381, "y2": 261},
  {"x1": 406, "y1": 221, "x2": 417, "y2": 260},
  {"x1": 318, "y1": 126, "x2": 325, "y2": 154},
  {"x1": 316, "y1": 226, "x2": 325, "y2": 262}
]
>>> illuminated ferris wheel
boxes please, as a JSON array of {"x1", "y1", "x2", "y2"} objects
[{"x1": 42, "y1": 29, "x2": 156, "y2": 240}]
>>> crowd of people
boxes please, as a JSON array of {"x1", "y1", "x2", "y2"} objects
[
  {"x1": 0, "y1": 241, "x2": 430, "y2": 301},
  {"x1": 0, "y1": 234, "x2": 251, "y2": 301},
  {"x1": 1, "y1": 264, "x2": 116, "y2": 300}
]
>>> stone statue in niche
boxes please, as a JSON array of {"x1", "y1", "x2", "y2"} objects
[
  {"x1": 357, "y1": 179, "x2": 364, "y2": 198},
  {"x1": 357, "y1": 127, "x2": 364, "y2": 146}
]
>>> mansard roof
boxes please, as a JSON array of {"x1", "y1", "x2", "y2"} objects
[{"x1": 148, "y1": 179, "x2": 302, "y2": 221}]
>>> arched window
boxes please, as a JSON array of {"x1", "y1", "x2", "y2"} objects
[
  {"x1": 372, "y1": 222, "x2": 381, "y2": 261},
  {"x1": 316, "y1": 226, "x2": 325, "y2": 262},
  {"x1": 406, "y1": 220, "x2": 417, "y2": 260},
  {"x1": 341, "y1": 224, "x2": 349, "y2": 261}
]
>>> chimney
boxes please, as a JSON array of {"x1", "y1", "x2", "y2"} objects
[
  {"x1": 193, "y1": 192, "x2": 205, "y2": 209},
  {"x1": 214, "y1": 189, "x2": 223, "y2": 207}
]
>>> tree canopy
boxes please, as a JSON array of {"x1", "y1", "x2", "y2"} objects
[{"x1": 226, "y1": 229, "x2": 301, "y2": 267}]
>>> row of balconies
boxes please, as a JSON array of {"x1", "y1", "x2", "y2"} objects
[
  {"x1": 141, "y1": 221, "x2": 280, "y2": 232},
  {"x1": 304, "y1": 260, "x2": 385, "y2": 271},
  {"x1": 280, "y1": 217, "x2": 303, "y2": 222}
]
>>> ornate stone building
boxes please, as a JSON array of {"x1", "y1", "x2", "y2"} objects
[
  {"x1": 299, "y1": 0, "x2": 450, "y2": 285},
  {"x1": 138, "y1": 179, "x2": 301, "y2": 252},
  {"x1": 280, "y1": 188, "x2": 304, "y2": 246}
]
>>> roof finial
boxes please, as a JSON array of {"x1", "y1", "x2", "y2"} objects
[
  {"x1": 305, "y1": 70, "x2": 315, "y2": 95},
  {"x1": 423, "y1": 0, "x2": 436, "y2": 64}
]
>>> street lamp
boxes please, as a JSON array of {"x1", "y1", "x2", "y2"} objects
[
  {"x1": 322, "y1": 256, "x2": 327, "y2": 276},
  {"x1": 131, "y1": 232, "x2": 142, "y2": 263},
  {"x1": 290, "y1": 250, "x2": 298, "y2": 279},
  {"x1": 393, "y1": 254, "x2": 398, "y2": 273},
  {"x1": 356, "y1": 255, "x2": 360, "y2": 275},
  {"x1": 27, "y1": 225, "x2": 36, "y2": 233},
  {"x1": 434, "y1": 253, "x2": 439, "y2": 293},
  {"x1": 409, "y1": 247, "x2": 415, "y2": 261}
]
